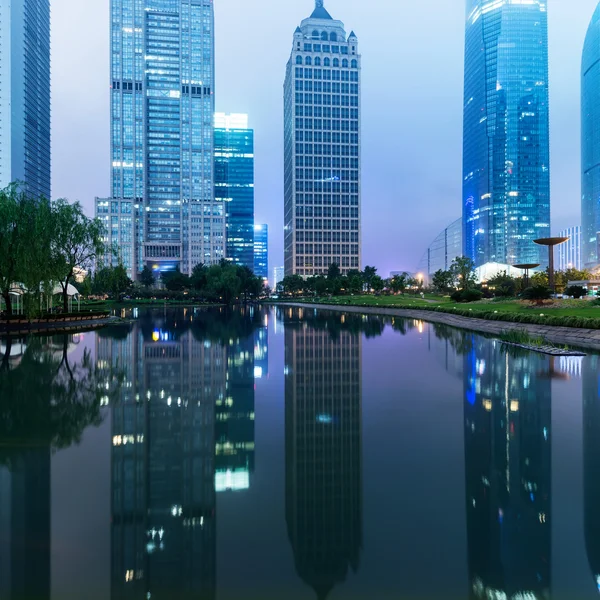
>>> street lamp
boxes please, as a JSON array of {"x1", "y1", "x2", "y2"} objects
[
  {"x1": 534, "y1": 237, "x2": 569, "y2": 294},
  {"x1": 513, "y1": 263, "x2": 540, "y2": 289}
]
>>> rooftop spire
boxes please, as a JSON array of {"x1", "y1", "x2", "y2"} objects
[
  {"x1": 315, "y1": 0, "x2": 324, "y2": 7},
  {"x1": 310, "y1": 0, "x2": 333, "y2": 20}
]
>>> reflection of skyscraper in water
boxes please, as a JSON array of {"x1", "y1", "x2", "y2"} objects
[
  {"x1": 284, "y1": 310, "x2": 362, "y2": 600},
  {"x1": 0, "y1": 448, "x2": 50, "y2": 600},
  {"x1": 464, "y1": 339, "x2": 551, "y2": 599},
  {"x1": 99, "y1": 315, "x2": 219, "y2": 600},
  {"x1": 583, "y1": 355, "x2": 600, "y2": 591}
]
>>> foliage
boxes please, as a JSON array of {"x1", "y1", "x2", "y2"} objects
[
  {"x1": 93, "y1": 264, "x2": 132, "y2": 298},
  {"x1": 327, "y1": 263, "x2": 341, "y2": 280},
  {"x1": 140, "y1": 265, "x2": 155, "y2": 288},
  {"x1": 486, "y1": 271, "x2": 518, "y2": 298},
  {"x1": 162, "y1": 267, "x2": 190, "y2": 292},
  {"x1": 450, "y1": 256, "x2": 476, "y2": 291},
  {"x1": 390, "y1": 273, "x2": 409, "y2": 294},
  {"x1": 498, "y1": 329, "x2": 546, "y2": 347},
  {"x1": 431, "y1": 269, "x2": 454, "y2": 294},
  {"x1": 522, "y1": 285, "x2": 552, "y2": 305},
  {"x1": 371, "y1": 275, "x2": 385, "y2": 293},
  {"x1": 450, "y1": 288, "x2": 483, "y2": 303},
  {"x1": 564, "y1": 285, "x2": 588, "y2": 299},
  {"x1": 531, "y1": 271, "x2": 549, "y2": 288}
]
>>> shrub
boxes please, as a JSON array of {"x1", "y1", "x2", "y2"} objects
[
  {"x1": 565, "y1": 285, "x2": 588, "y2": 299},
  {"x1": 451, "y1": 289, "x2": 484, "y2": 303},
  {"x1": 522, "y1": 286, "x2": 552, "y2": 305}
]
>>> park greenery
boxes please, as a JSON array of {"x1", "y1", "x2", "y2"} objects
[{"x1": 0, "y1": 185, "x2": 104, "y2": 317}]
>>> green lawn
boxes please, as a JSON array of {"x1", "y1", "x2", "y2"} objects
[{"x1": 282, "y1": 294, "x2": 600, "y2": 325}]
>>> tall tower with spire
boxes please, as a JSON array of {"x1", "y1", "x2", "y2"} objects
[{"x1": 283, "y1": 1, "x2": 361, "y2": 277}]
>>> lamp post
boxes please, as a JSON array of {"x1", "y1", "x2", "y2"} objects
[
  {"x1": 513, "y1": 263, "x2": 540, "y2": 289},
  {"x1": 534, "y1": 237, "x2": 569, "y2": 294}
]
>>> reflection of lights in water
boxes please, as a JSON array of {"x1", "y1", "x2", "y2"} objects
[
  {"x1": 215, "y1": 469, "x2": 250, "y2": 492},
  {"x1": 317, "y1": 414, "x2": 333, "y2": 424},
  {"x1": 254, "y1": 366, "x2": 263, "y2": 379}
]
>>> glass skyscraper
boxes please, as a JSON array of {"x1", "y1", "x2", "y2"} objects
[
  {"x1": 214, "y1": 113, "x2": 255, "y2": 271},
  {"x1": 582, "y1": 3, "x2": 600, "y2": 270},
  {"x1": 254, "y1": 224, "x2": 268, "y2": 280},
  {"x1": 417, "y1": 218, "x2": 463, "y2": 280},
  {"x1": 0, "y1": 0, "x2": 51, "y2": 199},
  {"x1": 463, "y1": 0, "x2": 551, "y2": 268},
  {"x1": 283, "y1": 1, "x2": 361, "y2": 277},
  {"x1": 101, "y1": 0, "x2": 219, "y2": 279},
  {"x1": 557, "y1": 226, "x2": 582, "y2": 271}
]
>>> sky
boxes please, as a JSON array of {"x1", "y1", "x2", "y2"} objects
[{"x1": 51, "y1": 0, "x2": 598, "y2": 277}]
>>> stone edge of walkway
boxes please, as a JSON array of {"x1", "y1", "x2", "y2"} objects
[
  {"x1": 0, "y1": 316, "x2": 116, "y2": 337},
  {"x1": 274, "y1": 302, "x2": 600, "y2": 352}
]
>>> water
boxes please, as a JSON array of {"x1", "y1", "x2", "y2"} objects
[{"x1": 0, "y1": 305, "x2": 598, "y2": 600}]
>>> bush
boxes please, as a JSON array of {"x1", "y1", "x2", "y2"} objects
[
  {"x1": 565, "y1": 285, "x2": 588, "y2": 299},
  {"x1": 451, "y1": 289, "x2": 484, "y2": 303},
  {"x1": 522, "y1": 286, "x2": 552, "y2": 304}
]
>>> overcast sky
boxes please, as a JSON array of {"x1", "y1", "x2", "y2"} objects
[{"x1": 50, "y1": 0, "x2": 598, "y2": 276}]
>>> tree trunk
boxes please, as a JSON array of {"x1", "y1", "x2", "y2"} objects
[
  {"x1": 63, "y1": 281, "x2": 69, "y2": 313},
  {"x1": 2, "y1": 291, "x2": 12, "y2": 317},
  {"x1": 0, "y1": 336, "x2": 12, "y2": 371}
]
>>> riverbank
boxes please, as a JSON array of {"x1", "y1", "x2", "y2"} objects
[
  {"x1": 274, "y1": 302, "x2": 600, "y2": 352},
  {"x1": 0, "y1": 314, "x2": 116, "y2": 337}
]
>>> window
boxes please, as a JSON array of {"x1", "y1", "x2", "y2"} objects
[
  {"x1": 342, "y1": 59, "x2": 348, "y2": 68},
  {"x1": 333, "y1": 58, "x2": 339, "y2": 67},
  {"x1": 330, "y1": 32, "x2": 337, "y2": 41},
  {"x1": 324, "y1": 58, "x2": 330, "y2": 66},
  {"x1": 321, "y1": 31, "x2": 328, "y2": 41},
  {"x1": 314, "y1": 57, "x2": 321, "y2": 66},
  {"x1": 305, "y1": 56, "x2": 312, "y2": 65},
  {"x1": 351, "y1": 59, "x2": 358, "y2": 68},
  {"x1": 296, "y1": 56, "x2": 302, "y2": 65},
  {"x1": 312, "y1": 30, "x2": 319, "y2": 39}
]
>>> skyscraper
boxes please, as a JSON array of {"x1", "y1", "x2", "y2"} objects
[
  {"x1": 100, "y1": 0, "x2": 219, "y2": 279},
  {"x1": 582, "y1": 3, "x2": 600, "y2": 270},
  {"x1": 557, "y1": 226, "x2": 582, "y2": 271},
  {"x1": 254, "y1": 224, "x2": 268, "y2": 280},
  {"x1": 463, "y1": 0, "x2": 551, "y2": 269},
  {"x1": 215, "y1": 113, "x2": 255, "y2": 271},
  {"x1": 0, "y1": 0, "x2": 51, "y2": 199},
  {"x1": 283, "y1": 1, "x2": 361, "y2": 277}
]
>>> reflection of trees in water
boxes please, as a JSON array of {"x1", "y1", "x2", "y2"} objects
[
  {"x1": 0, "y1": 335, "x2": 117, "y2": 464},
  {"x1": 0, "y1": 334, "x2": 119, "y2": 600}
]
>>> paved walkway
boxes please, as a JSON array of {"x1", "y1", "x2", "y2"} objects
[
  {"x1": 0, "y1": 316, "x2": 115, "y2": 337},
  {"x1": 278, "y1": 302, "x2": 600, "y2": 352}
]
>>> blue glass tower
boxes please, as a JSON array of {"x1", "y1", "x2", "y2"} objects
[
  {"x1": 254, "y1": 224, "x2": 268, "y2": 280},
  {"x1": 463, "y1": 0, "x2": 551, "y2": 268},
  {"x1": 108, "y1": 0, "x2": 219, "y2": 279},
  {"x1": 0, "y1": 0, "x2": 51, "y2": 199},
  {"x1": 214, "y1": 113, "x2": 255, "y2": 270},
  {"x1": 582, "y1": 3, "x2": 600, "y2": 269}
]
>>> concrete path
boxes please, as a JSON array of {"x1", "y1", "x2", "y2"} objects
[{"x1": 276, "y1": 302, "x2": 600, "y2": 352}]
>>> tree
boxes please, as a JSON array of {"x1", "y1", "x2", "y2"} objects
[
  {"x1": 50, "y1": 199, "x2": 106, "y2": 312},
  {"x1": 347, "y1": 274, "x2": 363, "y2": 294},
  {"x1": 140, "y1": 265, "x2": 155, "y2": 288},
  {"x1": 327, "y1": 263, "x2": 341, "y2": 280},
  {"x1": 487, "y1": 271, "x2": 518, "y2": 298},
  {"x1": 190, "y1": 263, "x2": 207, "y2": 291},
  {"x1": 565, "y1": 285, "x2": 588, "y2": 299},
  {"x1": 390, "y1": 273, "x2": 408, "y2": 294},
  {"x1": 371, "y1": 275, "x2": 384, "y2": 294},
  {"x1": 522, "y1": 285, "x2": 552, "y2": 306},
  {"x1": 531, "y1": 271, "x2": 549, "y2": 288},
  {"x1": 450, "y1": 256, "x2": 476, "y2": 291},
  {"x1": 162, "y1": 267, "x2": 190, "y2": 292},
  {"x1": 363, "y1": 266, "x2": 378, "y2": 290},
  {"x1": 432, "y1": 269, "x2": 454, "y2": 294},
  {"x1": 93, "y1": 264, "x2": 132, "y2": 297}
]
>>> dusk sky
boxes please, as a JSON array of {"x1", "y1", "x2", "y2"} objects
[{"x1": 51, "y1": 0, "x2": 596, "y2": 276}]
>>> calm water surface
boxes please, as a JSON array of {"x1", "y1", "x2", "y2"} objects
[{"x1": 0, "y1": 306, "x2": 598, "y2": 600}]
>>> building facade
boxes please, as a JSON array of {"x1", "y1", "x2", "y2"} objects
[
  {"x1": 417, "y1": 218, "x2": 463, "y2": 280},
  {"x1": 273, "y1": 266, "x2": 285, "y2": 290},
  {"x1": 582, "y1": 3, "x2": 600, "y2": 269},
  {"x1": 558, "y1": 226, "x2": 582, "y2": 271},
  {"x1": 101, "y1": 0, "x2": 219, "y2": 280},
  {"x1": 215, "y1": 113, "x2": 255, "y2": 271},
  {"x1": 463, "y1": 0, "x2": 551, "y2": 269},
  {"x1": 0, "y1": 0, "x2": 51, "y2": 199},
  {"x1": 283, "y1": 1, "x2": 361, "y2": 277},
  {"x1": 254, "y1": 224, "x2": 268, "y2": 280}
]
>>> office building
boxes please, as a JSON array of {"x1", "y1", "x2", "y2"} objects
[
  {"x1": 283, "y1": 1, "x2": 361, "y2": 277},
  {"x1": 583, "y1": 4, "x2": 600, "y2": 269},
  {"x1": 463, "y1": 0, "x2": 551, "y2": 268},
  {"x1": 464, "y1": 337, "x2": 551, "y2": 599},
  {"x1": 215, "y1": 113, "x2": 255, "y2": 271},
  {"x1": 98, "y1": 0, "x2": 219, "y2": 280},
  {"x1": 284, "y1": 307, "x2": 362, "y2": 598},
  {"x1": 273, "y1": 266, "x2": 285, "y2": 290},
  {"x1": 0, "y1": 0, "x2": 51, "y2": 199},
  {"x1": 557, "y1": 226, "x2": 582, "y2": 271},
  {"x1": 417, "y1": 218, "x2": 462, "y2": 279},
  {"x1": 254, "y1": 224, "x2": 268, "y2": 280}
]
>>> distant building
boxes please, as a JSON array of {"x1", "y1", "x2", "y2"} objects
[
  {"x1": 583, "y1": 5, "x2": 600, "y2": 269},
  {"x1": 254, "y1": 225, "x2": 268, "y2": 280},
  {"x1": 215, "y1": 113, "x2": 255, "y2": 271},
  {"x1": 558, "y1": 226, "x2": 582, "y2": 271},
  {"x1": 283, "y1": 1, "x2": 361, "y2": 277},
  {"x1": 273, "y1": 266, "x2": 285, "y2": 290},
  {"x1": 95, "y1": 198, "x2": 136, "y2": 275},
  {"x1": 0, "y1": 0, "x2": 51, "y2": 199},
  {"x1": 101, "y1": 0, "x2": 219, "y2": 280},
  {"x1": 417, "y1": 218, "x2": 462, "y2": 280},
  {"x1": 463, "y1": 0, "x2": 551, "y2": 268}
]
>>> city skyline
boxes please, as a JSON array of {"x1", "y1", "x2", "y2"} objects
[{"x1": 51, "y1": 0, "x2": 596, "y2": 275}]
